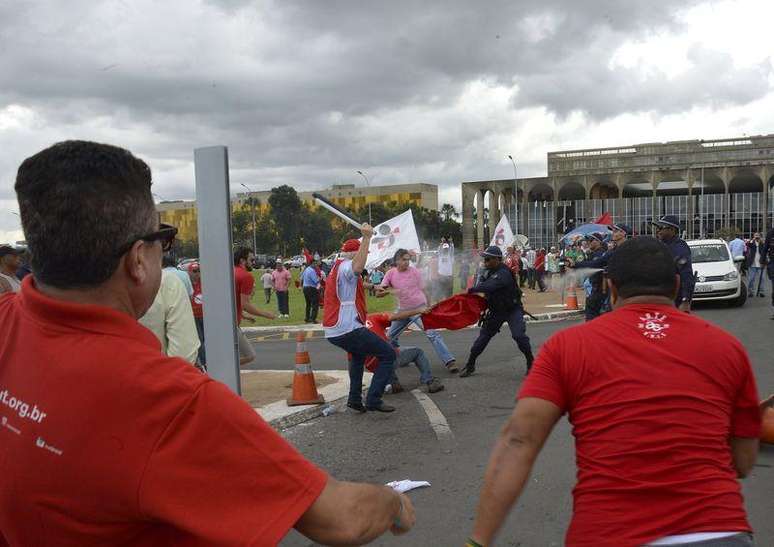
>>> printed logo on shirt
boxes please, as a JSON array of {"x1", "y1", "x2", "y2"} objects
[
  {"x1": 1, "y1": 415, "x2": 22, "y2": 435},
  {"x1": 35, "y1": 436, "x2": 63, "y2": 456},
  {"x1": 637, "y1": 312, "x2": 670, "y2": 340},
  {"x1": 0, "y1": 388, "x2": 47, "y2": 423}
]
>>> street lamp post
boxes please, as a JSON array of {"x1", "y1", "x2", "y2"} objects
[
  {"x1": 240, "y1": 183, "x2": 258, "y2": 254},
  {"x1": 507, "y1": 155, "x2": 518, "y2": 234},
  {"x1": 356, "y1": 170, "x2": 373, "y2": 225}
]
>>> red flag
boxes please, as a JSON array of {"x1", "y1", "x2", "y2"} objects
[
  {"x1": 594, "y1": 212, "x2": 612, "y2": 225},
  {"x1": 302, "y1": 248, "x2": 313, "y2": 265},
  {"x1": 421, "y1": 294, "x2": 487, "y2": 330}
]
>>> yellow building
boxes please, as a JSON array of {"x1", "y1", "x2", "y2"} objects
[{"x1": 157, "y1": 183, "x2": 438, "y2": 242}]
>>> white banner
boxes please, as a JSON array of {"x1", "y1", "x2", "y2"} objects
[
  {"x1": 489, "y1": 216, "x2": 514, "y2": 251},
  {"x1": 365, "y1": 210, "x2": 421, "y2": 270}
]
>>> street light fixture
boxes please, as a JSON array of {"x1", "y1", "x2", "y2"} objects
[
  {"x1": 507, "y1": 155, "x2": 518, "y2": 234},
  {"x1": 356, "y1": 170, "x2": 373, "y2": 225},
  {"x1": 240, "y1": 183, "x2": 258, "y2": 254}
]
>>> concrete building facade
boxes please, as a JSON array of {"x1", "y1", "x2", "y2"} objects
[
  {"x1": 158, "y1": 182, "x2": 438, "y2": 242},
  {"x1": 462, "y1": 134, "x2": 774, "y2": 250}
]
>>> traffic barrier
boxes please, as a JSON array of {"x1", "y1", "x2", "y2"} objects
[
  {"x1": 287, "y1": 331, "x2": 325, "y2": 406},
  {"x1": 762, "y1": 405, "x2": 774, "y2": 444},
  {"x1": 565, "y1": 280, "x2": 579, "y2": 311}
]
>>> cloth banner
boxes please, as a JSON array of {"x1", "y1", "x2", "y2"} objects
[
  {"x1": 421, "y1": 294, "x2": 487, "y2": 330},
  {"x1": 364, "y1": 210, "x2": 421, "y2": 270},
  {"x1": 489, "y1": 216, "x2": 514, "y2": 252}
]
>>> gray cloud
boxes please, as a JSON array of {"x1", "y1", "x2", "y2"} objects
[{"x1": 0, "y1": 0, "x2": 771, "y2": 218}]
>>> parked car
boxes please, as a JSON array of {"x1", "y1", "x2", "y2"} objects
[
  {"x1": 283, "y1": 255, "x2": 306, "y2": 268},
  {"x1": 687, "y1": 239, "x2": 746, "y2": 307},
  {"x1": 253, "y1": 254, "x2": 271, "y2": 268}
]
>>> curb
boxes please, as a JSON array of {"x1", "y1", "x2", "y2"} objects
[{"x1": 243, "y1": 309, "x2": 584, "y2": 334}]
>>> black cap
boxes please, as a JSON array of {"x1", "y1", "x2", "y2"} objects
[
  {"x1": 479, "y1": 246, "x2": 503, "y2": 259},
  {"x1": 609, "y1": 223, "x2": 633, "y2": 236},
  {"x1": 0, "y1": 245, "x2": 22, "y2": 258},
  {"x1": 652, "y1": 215, "x2": 680, "y2": 230},
  {"x1": 585, "y1": 232, "x2": 606, "y2": 243}
]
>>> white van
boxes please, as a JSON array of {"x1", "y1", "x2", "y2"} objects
[{"x1": 687, "y1": 239, "x2": 746, "y2": 307}]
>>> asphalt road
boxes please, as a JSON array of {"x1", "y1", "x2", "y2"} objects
[{"x1": 263, "y1": 297, "x2": 774, "y2": 546}]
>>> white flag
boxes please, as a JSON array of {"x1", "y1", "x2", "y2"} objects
[
  {"x1": 489, "y1": 216, "x2": 514, "y2": 251},
  {"x1": 365, "y1": 210, "x2": 421, "y2": 270}
]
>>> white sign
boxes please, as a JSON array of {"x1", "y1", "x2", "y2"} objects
[
  {"x1": 489, "y1": 216, "x2": 514, "y2": 251},
  {"x1": 365, "y1": 210, "x2": 421, "y2": 270}
]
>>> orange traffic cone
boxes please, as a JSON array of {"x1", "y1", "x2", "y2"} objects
[
  {"x1": 287, "y1": 331, "x2": 325, "y2": 406},
  {"x1": 565, "y1": 280, "x2": 579, "y2": 311}
]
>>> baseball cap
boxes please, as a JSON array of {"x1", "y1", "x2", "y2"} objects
[
  {"x1": 585, "y1": 232, "x2": 606, "y2": 243},
  {"x1": 187, "y1": 262, "x2": 200, "y2": 273},
  {"x1": 608, "y1": 223, "x2": 633, "y2": 236},
  {"x1": 479, "y1": 246, "x2": 503, "y2": 259},
  {"x1": 652, "y1": 215, "x2": 680, "y2": 230},
  {"x1": 341, "y1": 239, "x2": 361, "y2": 252},
  {"x1": 0, "y1": 245, "x2": 22, "y2": 258}
]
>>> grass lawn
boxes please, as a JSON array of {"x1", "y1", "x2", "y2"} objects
[{"x1": 242, "y1": 268, "x2": 397, "y2": 327}]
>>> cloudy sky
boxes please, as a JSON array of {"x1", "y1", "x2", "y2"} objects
[{"x1": 2, "y1": 0, "x2": 774, "y2": 242}]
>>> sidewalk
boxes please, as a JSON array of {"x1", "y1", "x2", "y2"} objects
[{"x1": 243, "y1": 287, "x2": 585, "y2": 338}]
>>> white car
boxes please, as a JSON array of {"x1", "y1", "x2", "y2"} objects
[{"x1": 687, "y1": 239, "x2": 746, "y2": 307}]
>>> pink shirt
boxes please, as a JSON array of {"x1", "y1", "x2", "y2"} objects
[
  {"x1": 271, "y1": 269, "x2": 291, "y2": 292},
  {"x1": 381, "y1": 266, "x2": 427, "y2": 310}
]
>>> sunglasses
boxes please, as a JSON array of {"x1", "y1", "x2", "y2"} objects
[{"x1": 116, "y1": 223, "x2": 178, "y2": 256}]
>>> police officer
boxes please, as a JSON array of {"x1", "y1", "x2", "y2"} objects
[
  {"x1": 460, "y1": 246, "x2": 534, "y2": 378},
  {"x1": 653, "y1": 215, "x2": 694, "y2": 312},
  {"x1": 761, "y1": 226, "x2": 774, "y2": 318},
  {"x1": 568, "y1": 232, "x2": 608, "y2": 321}
]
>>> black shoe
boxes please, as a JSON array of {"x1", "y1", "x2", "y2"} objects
[
  {"x1": 459, "y1": 363, "x2": 476, "y2": 378},
  {"x1": 347, "y1": 402, "x2": 366, "y2": 413},
  {"x1": 366, "y1": 403, "x2": 396, "y2": 413},
  {"x1": 759, "y1": 293, "x2": 765, "y2": 298}
]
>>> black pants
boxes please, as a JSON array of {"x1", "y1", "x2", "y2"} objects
[
  {"x1": 585, "y1": 288, "x2": 605, "y2": 321},
  {"x1": 303, "y1": 286, "x2": 319, "y2": 322},
  {"x1": 264, "y1": 288, "x2": 271, "y2": 304},
  {"x1": 277, "y1": 290, "x2": 289, "y2": 315},
  {"x1": 535, "y1": 270, "x2": 546, "y2": 292},
  {"x1": 527, "y1": 268, "x2": 536, "y2": 289},
  {"x1": 518, "y1": 270, "x2": 527, "y2": 287},
  {"x1": 194, "y1": 316, "x2": 206, "y2": 366},
  {"x1": 467, "y1": 307, "x2": 532, "y2": 366},
  {"x1": 768, "y1": 262, "x2": 774, "y2": 307}
]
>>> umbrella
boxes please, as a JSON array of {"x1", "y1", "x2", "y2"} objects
[{"x1": 559, "y1": 223, "x2": 611, "y2": 245}]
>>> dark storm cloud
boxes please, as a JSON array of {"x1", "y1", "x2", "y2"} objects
[{"x1": 0, "y1": 0, "x2": 771, "y2": 206}]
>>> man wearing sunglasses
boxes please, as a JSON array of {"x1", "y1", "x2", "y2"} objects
[{"x1": 0, "y1": 141, "x2": 415, "y2": 546}]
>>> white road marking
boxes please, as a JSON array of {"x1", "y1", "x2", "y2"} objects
[{"x1": 411, "y1": 389, "x2": 455, "y2": 452}]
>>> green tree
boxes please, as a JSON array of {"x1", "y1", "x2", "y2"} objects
[
  {"x1": 440, "y1": 203, "x2": 457, "y2": 222},
  {"x1": 268, "y1": 185, "x2": 303, "y2": 255},
  {"x1": 300, "y1": 206, "x2": 336, "y2": 255},
  {"x1": 231, "y1": 208, "x2": 253, "y2": 249}
]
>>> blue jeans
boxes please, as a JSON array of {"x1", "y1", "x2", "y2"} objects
[
  {"x1": 388, "y1": 315, "x2": 455, "y2": 365},
  {"x1": 392, "y1": 346, "x2": 432, "y2": 385},
  {"x1": 328, "y1": 327, "x2": 395, "y2": 407},
  {"x1": 748, "y1": 266, "x2": 764, "y2": 295}
]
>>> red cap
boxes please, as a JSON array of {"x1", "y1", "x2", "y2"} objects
[
  {"x1": 187, "y1": 262, "x2": 200, "y2": 272},
  {"x1": 341, "y1": 239, "x2": 361, "y2": 252}
]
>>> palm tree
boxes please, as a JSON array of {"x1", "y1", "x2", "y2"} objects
[{"x1": 440, "y1": 203, "x2": 457, "y2": 222}]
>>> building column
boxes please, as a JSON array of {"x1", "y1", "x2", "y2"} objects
[
  {"x1": 490, "y1": 187, "x2": 501, "y2": 229},
  {"x1": 462, "y1": 184, "x2": 476, "y2": 251},
  {"x1": 476, "y1": 190, "x2": 485, "y2": 249},
  {"x1": 761, "y1": 165, "x2": 770, "y2": 234},
  {"x1": 686, "y1": 167, "x2": 695, "y2": 239}
]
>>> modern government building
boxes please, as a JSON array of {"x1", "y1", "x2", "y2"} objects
[{"x1": 461, "y1": 134, "x2": 774, "y2": 250}]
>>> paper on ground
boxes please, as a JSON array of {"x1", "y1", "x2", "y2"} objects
[{"x1": 386, "y1": 480, "x2": 431, "y2": 493}]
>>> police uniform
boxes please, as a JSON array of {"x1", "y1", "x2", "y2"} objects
[
  {"x1": 572, "y1": 233, "x2": 608, "y2": 321},
  {"x1": 763, "y1": 227, "x2": 774, "y2": 310},
  {"x1": 460, "y1": 246, "x2": 534, "y2": 377},
  {"x1": 653, "y1": 215, "x2": 694, "y2": 308}
]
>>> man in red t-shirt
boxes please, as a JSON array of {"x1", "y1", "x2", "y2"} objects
[
  {"x1": 0, "y1": 141, "x2": 416, "y2": 546},
  {"x1": 187, "y1": 262, "x2": 206, "y2": 368},
  {"x1": 365, "y1": 311, "x2": 444, "y2": 394},
  {"x1": 468, "y1": 237, "x2": 761, "y2": 547},
  {"x1": 234, "y1": 247, "x2": 275, "y2": 366}
]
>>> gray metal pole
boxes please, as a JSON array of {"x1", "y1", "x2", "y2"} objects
[
  {"x1": 195, "y1": 146, "x2": 241, "y2": 395},
  {"x1": 700, "y1": 166, "x2": 705, "y2": 238},
  {"x1": 356, "y1": 170, "x2": 373, "y2": 224}
]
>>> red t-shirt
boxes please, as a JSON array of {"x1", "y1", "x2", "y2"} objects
[
  {"x1": 190, "y1": 279, "x2": 203, "y2": 319},
  {"x1": 234, "y1": 265, "x2": 255, "y2": 323},
  {"x1": 519, "y1": 304, "x2": 760, "y2": 547},
  {"x1": 364, "y1": 313, "x2": 394, "y2": 372},
  {"x1": 0, "y1": 277, "x2": 327, "y2": 546}
]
